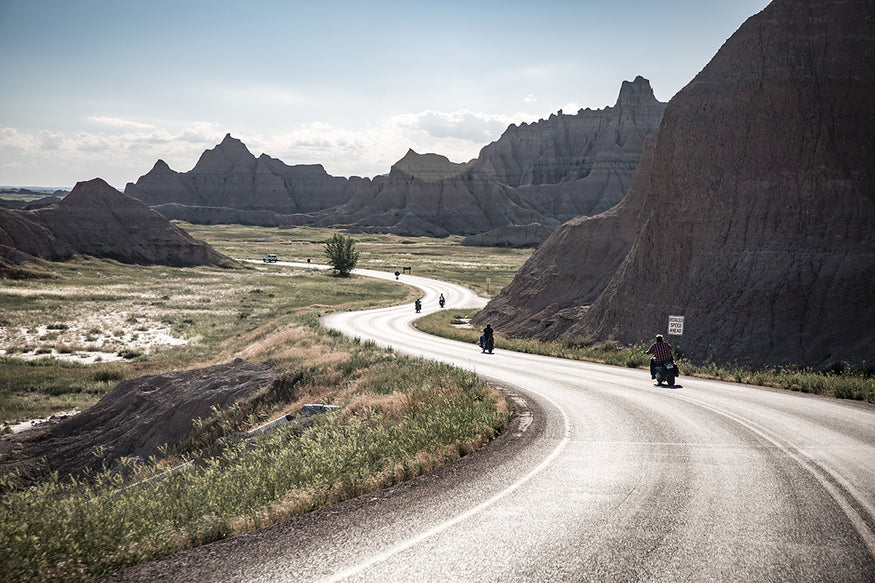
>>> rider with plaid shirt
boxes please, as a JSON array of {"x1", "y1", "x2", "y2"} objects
[{"x1": 645, "y1": 334, "x2": 673, "y2": 379}]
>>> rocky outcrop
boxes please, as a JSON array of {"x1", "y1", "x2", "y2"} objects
[
  {"x1": 312, "y1": 150, "x2": 553, "y2": 236},
  {"x1": 152, "y1": 203, "x2": 300, "y2": 227},
  {"x1": 474, "y1": 0, "x2": 875, "y2": 369},
  {"x1": 0, "y1": 178, "x2": 234, "y2": 268},
  {"x1": 126, "y1": 134, "x2": 357, "y2": 213},
  {"x1": 125, "y1": 79, "x2": 666, "y2": 239},
  {"x1": 461, "y1": 223, "x2": 556, "y2": 248},
  {"x1": 0, "y1": 360, "x2": 278, "y2": 484},
  {"x1": 473, "y1": 76, "x2": 666, "y2": 222}
]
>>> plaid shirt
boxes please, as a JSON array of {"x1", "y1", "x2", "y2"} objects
[{"x1": 646, "y1": 340, "x2": 673, "y2": 362}]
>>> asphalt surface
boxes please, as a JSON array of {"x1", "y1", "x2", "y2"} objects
[{"x1": 103, "y1": 265, "x2": 875, "y2": 582}]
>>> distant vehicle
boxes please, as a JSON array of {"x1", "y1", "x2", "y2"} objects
[{"x1": 263, "y1": 254, "x2": 278, "y2": 262}]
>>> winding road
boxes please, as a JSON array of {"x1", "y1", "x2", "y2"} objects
[{"x1": 107, "y1": 265, "x2": 875, "y2": 582}]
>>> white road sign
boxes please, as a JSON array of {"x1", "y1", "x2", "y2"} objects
[{"x1": 668, "y1": 315, "x2": 684, "y2": 336}]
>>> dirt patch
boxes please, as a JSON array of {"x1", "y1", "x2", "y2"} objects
[{"x1": 0, "y1": 286, "x2": 189, "y2": 363}]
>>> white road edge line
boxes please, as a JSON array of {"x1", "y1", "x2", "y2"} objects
[
  {"x1": 320, "y1": 387, "x2": 571, "y2": 583},
  {"x1": 672, "y1": 394, "x2": 875, "y2": 558}
]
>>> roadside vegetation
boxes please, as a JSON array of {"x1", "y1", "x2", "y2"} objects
[
  {"x1": 1, "y1": 337, "x2": 508, "y2": 582},
  {"x1": 0, "y1": 226, "x2": 526, "y2": 582},
  {"x1": 418, "y1": 309, "x2": 875, "y2": 403}
]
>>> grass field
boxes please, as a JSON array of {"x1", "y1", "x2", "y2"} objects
[
  {"x1": 182, "y1": 223, "x2": 531, "y2": 297},
  {"x1": 0, "y1": 225, "x2": 528, "y2": 582}
]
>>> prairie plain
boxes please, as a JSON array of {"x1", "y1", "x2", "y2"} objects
[{"x1": 0, "y1": 224, "x2": 532, "y2": 428}]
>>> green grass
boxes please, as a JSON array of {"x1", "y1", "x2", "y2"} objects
[
  {"x1": 416, "y1": 309, "x2": 875, "y2": 402},
  {"x1": 0, "y1": 227, "x2": 519, "y2": 582},
  {"x1": 0, "y1": 344, "x2": 509, "y2": 582},
  {"x1": 181, "y1": 223, "x2": 532, "y2": 297},
  {"x1": 0, "y1": 258, "x2": 412, "y2": 426}
]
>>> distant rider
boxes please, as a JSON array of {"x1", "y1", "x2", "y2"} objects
[
  {"x1": 645, "y1": 334, "x2": 672, "y2": 378},
  {"x1": 439, "y1": 293, "x2": 445, "y2": 308},
  {"x1": 480, "y1": 324, "x2": 494, "y2": 353},
  {"x1": 414, "y1": 298, "x2": 422, "y2": 313}
]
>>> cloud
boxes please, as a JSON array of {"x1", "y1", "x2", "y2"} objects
[
  {"x1": 391, "y1": 109, "x2": 513, "y2": 143},
  {"x1": 0, "y1": 124, "x2": 228, "y2": 187},
  {"x1": 523, "y1": 94, "x2": 537, "y2": 103},
  {"x1": 88, "y1": 116, "x2": 155, "y2": 130},
  {"x1": 0, "y1": 107, "x2": 538, "y2": 186},
  {"x1": 38, "y1": 130, "x2": 67, "y2": 150}
]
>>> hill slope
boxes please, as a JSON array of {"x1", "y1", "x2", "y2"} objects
[
  {"x1": 0, "y1": 178, "x2": 234, "y2": 271},
  {"x1": 474, "y1": 0, "x2": 875, "y2": 369}
]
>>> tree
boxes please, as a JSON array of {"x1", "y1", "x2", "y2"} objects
[{"x1": 323, "y1": 233, "x2": 360, "y2": 276}]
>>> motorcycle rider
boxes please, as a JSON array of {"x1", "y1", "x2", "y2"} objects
[
  {"x1": 645, "y1": 334, "x2": 673, "y2": 379},
  {"x1": 414, "y1": 298, "x2": 421, "y2": 313},
  {"x1": 439, "y1": 293, "x2": 445, "y2": 308},
  {"x1": 480, "y1": 324, "x2": 494, "y2": 353}
]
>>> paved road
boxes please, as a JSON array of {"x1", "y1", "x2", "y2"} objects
[{"x1": 107, "y1": 266, "x2": 875, "y2": 582}]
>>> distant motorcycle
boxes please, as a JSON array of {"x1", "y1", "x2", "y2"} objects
[
  {"x1": 479, "y1": 334, "x2": 494, "y2": 354},
  {"x1": 414, "y1": 299, "x2": 421, "y2": 313},
  {"x1": 651, "y1": 357, "x2": 678, "y2": 386},
  {"x1": 439, "y1": 295, "x2": 445, "y2": 308}
]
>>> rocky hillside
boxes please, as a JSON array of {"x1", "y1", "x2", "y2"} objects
[
  {"x1": 125, "y1": 78, "x2": 666, "y2": 239},
  {"x1": 309, "y1": 150, "x2": 550, "y2": 237},
  {"x1": 0, "y1": 178, "x2": 234, "y2": 271},
  {"x1": 474, "y1": 0, "x2": 875, "y2": 369},
  {"x1": 0, "y1": 360, "x2": 278, "y2": 486},
  {"x1": 126, "y1": 134, "x2": 358, "y2": 214}
]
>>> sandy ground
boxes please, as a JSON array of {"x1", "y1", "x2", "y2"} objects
[{"x1": 0, "y1": 287, "x2": 189, "y2": 364}]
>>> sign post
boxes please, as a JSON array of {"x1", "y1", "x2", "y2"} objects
[{"x1": 668, "y1": 315, "x2": 684, "y2": 336}]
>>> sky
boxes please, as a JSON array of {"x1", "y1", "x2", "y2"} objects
[{"x1": 0, "y1": 0, "x2": 771, "y2": 189}]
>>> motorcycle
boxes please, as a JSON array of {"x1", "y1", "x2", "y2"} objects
[
  {"x1": 651, "y1": 357, "x2": 678, "y2": 386},
  {"x1": 479, "y1": 334, "x2": 494, "y2": 354},
  {"x1": 439, "y1": 296, "x2": 445, "y2": 308},
  {"x1": 414, "y1": 299, "x2": 421, "y2": 313}
]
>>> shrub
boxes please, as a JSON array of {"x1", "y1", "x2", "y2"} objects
[{"x1": 323, "y1": 233, "x2": 360, "y2": 276}]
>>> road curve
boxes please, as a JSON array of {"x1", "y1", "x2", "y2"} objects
[{"x1": 105, "y1": 265, "x2": 875, "y2": 582}]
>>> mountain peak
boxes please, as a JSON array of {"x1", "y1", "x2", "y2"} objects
[
  {"x1": 615, "y1": 76, "x2": 657, "y2": 108},
  {"x1": 61, "y1": 178, "x2": 132, "y2": 207},
  {"x1": 191, "y1": 134, "x2": 257, "y2": 175},
  {"x1": 151, "y1": 159, "x2": 173, "y2": 173},
  {"x1": 391, "y1": 150, "x2": 472, "y2": 181}
]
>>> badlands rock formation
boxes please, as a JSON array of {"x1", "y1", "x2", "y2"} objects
[
  {"x1": 475, "y1": 0, "x2": 875, "y2": 369},
  {"x1": 126, "y1": 134, "x2": 358, "y2": 213},
  {"x1": 0, "y1": 178, "x2": 233, "y2": 270},
  {"x1": 311, "y1": 150, "x2": 550, "y2": 236},
  {"x1": 125, "y1": 79, "x2": 666, "y2": 239}
]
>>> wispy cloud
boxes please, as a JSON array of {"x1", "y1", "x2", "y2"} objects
[
  {"x1": 391, "y1": 110, "x2": 514, "y2": 143},
  {"x1": 88, "y1": 116, "x2": 155, "y2": 130}
]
